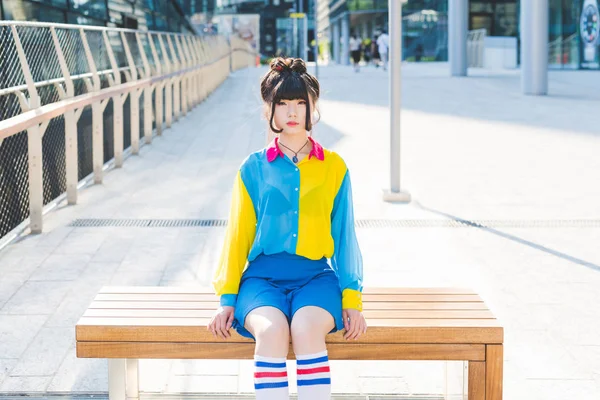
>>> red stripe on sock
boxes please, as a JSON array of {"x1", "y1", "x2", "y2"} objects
[
  {"x1": 254, "y1": 371, "x2": 288, "y2": 379},
  {"x1": 297, "y1": 366, "x2": 330, "y2": 375}
]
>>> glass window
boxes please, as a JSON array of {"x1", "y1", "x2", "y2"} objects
[
  {"x1": 67, "y1": 13, "x2": 106, "y2": 26},
  {"x1": 3, "y1": 0, "x2": 66, "y2": 22},
  {"x1": 70, "y1": 0, "x2": 108, "y2": 20}
]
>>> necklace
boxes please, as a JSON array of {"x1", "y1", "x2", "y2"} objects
[{"x1": 278, "y1": 139, "x2": 310, "y2": 163}]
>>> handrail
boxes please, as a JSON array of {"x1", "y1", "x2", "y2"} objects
[{"x1": 0, "y1": 20, "x2": 256, "y2": 241}]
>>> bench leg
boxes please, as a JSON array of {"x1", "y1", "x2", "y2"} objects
[
  {"x1": 485, "y1": 345, "x2": 503, "y2": 400},
  {"x1": 108, "y1": 359, "x2": 139, "y2": 400},
  {"x1": 109, "y1": 359, "x2": 126, "y2": 400},
  {"x1": 126, "y1": 359, "x2": 140, "y2": 400},
  {"x1": 468, "y1": 361, "x2": 485, "y2": 400}
]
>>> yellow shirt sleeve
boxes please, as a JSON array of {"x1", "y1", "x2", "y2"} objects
[{"x1": 212, "y1": 171, "x2": 257, "y2": 306}]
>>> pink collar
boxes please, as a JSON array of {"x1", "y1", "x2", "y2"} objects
[{"x1": 266, "y1": 136, "x2": 325, "y2": 163}]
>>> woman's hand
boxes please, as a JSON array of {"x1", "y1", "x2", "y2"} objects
[
  {"x1": 342, "y1": 308, "x2": 367, "y2": 340},
  {"x1": 208, "y1": 306, "x2": 235, "y2": 339}
]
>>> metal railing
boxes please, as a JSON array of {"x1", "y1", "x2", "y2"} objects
[
  {"x1": 467, "y1": 28, "x2": 486, "y2": 68},
  {"x1": 0, "y1": 21, "x2": 255, "y2": 240}
]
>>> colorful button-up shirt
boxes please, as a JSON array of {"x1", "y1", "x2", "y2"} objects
[{"x1": 213, "y1": 137, "x2": 363, "y2": 310}]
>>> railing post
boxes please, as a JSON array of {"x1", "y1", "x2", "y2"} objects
[
  {"x1": 174, "y1": 36, "x2": 188, "y2": 117},
  {"x1": 121, "y1": 32, "x2": 140, "y2": 155},
  {"x1": 103, "y1": 31, "x2": 123, "y2": 169},
  {"x1": 136, "y1": 32, "x2": 153, "y2": 145},
  {"x1": 51, "y1": 26, "x2": 78, "y2": 205},
  {"x1": 148, "y1": 33, "x2": 164, "y2": 136},
  {"x1": 166, "y1": 35, "x2": 181, "y2": 122},
  {"x1": 11, "y1": 25, "x2": 43, "y2": 233},
  {"x1": 158, "y1": 34, "x2": 173, "y2": 129}
]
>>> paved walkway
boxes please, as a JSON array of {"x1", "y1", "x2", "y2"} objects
[{"x1": 0, "y1": 62, "x2": 599, "y2": 399}]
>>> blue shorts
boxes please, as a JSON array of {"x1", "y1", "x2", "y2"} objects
[{"x1": 233, "y1": 252, "x2": 344, "y2": 340}]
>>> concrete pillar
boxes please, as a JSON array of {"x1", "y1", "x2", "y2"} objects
[
  {"x1": 521, "y1": 0, "x2": 548, "y2": 95},
  {"x1": 333, "y1": 20, "x2": 341, "y2": 64},
  {"x1": 341, "y1": 13, "x2": 350, "y2": 65},
  {"x1": 449, "y1": 0, "x2": 468, "y2": 76}
]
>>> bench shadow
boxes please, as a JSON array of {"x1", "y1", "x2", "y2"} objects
[{"x1": 414, "y1": 200, "x2": 600, "y2": 273}]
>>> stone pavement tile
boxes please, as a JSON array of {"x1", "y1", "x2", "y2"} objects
[
  {"x1": 0, "y1": 281, "x2": 71, "y2": 315},
  {"x1": 28, "y1": 254, "x2": 91, "y2": 281},
  {"x1": 47, "y1": 348, "x2": 107, "y2": 392},
  {"x1": 512, "y1": 331, "x2": 592, "y2": 381},
  {"x1": 10, "y1": 328, "x2": 74, "y2": 376},
  {"x1": 0, "y1": 376, "x2": 52, "y2": 392},
  {"x1": 0, "y1": 273, "x2": 27, "y2": 309},
  {"x1": 166, "y1": 375, "x2": 238, "y2": 393},
  {"x1": 91, "y1": 238, "x2": 133, "y2": 263},
  {"x1": 170, "y1": 231, "x2": 210, "y2": 256},
  {"x1": 139, "y1": 359, "x2": 172, "y2": 392},
  {"x1": 119, "y1": 247, "x2": 171, "y2": 272},
  {"x1": 160, "y1": 253, "x2": 209, "y2": 284},
  {"x1": 523, "y1": 379, "x2": 597, "y2": 400},
  {"x1": 357, "y1": 376, "x2": 410, "y2": 395},
  {"x1": 170, "y1": 360, "x2": 239, "y2": 376},
  {"x1": 0, "y1": 316, "x2": 47, "y2": 358},
  {"x1": 52, "y1": 232, "x2": 106, "y2": 256},
  {"x1": 0, "y1": 359, "x2": 17, "y2": 387},
  {"x1": 109, "y1": 271, "x2": 164, "y2": 286},
  {"x1": 568, "y1": 345, "x2": 600, "y2": 373}
]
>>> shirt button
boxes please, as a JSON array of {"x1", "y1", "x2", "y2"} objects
[
  {"x1": 293, "y1": 233, "x2": 297, "y2": 237},
  {"x1": 295, "y1": 168, "x2": 299, "y2": 172},
  {"x1": 295, "y1": 188, "x2": 298, "y2": 191},
  {"x1": 294, "y1": 211, "x2": 298, "y2": 214}
]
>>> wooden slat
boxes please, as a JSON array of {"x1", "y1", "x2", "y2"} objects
[
  {"x1": 83, "y1": 308, "x2": 495, "y2": 319},
  {"x1": 77, "y1": 316, "x2": 501, "y2": 328},
  {"x1": 94, "y1": 293, "x2": 483, "y2": 302},
  {"x1": 76, "y1": 323, "x2": 503, "y2": 344},
  {"x1": 468, "y1": 361, "x2": 486, "y2": 400},
  {"x1": 88, "y1": 300, "x2": 490, "y2": 311},
  {"x1": 486, "y1": 345, "x2": 503, "y2": 400},
  {"x1": 77, "y1": 342, "x2": 486, "y2": 361},
  {"x1": 98, "y1": 286, "x2": 477, "y2": 295}
]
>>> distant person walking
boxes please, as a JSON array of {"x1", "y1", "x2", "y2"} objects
[
  {"x1": 349, "y1": 34, "x2": 362, "y2": 72},
  {"x1": 362, "y1": 37, "x2": 372, "y2": 65},
  {"x1": 377, "y1": 30, "x2": 389, "y2": 71},
  {"x1": 371, "y1": 35, "x2": 380, "y2": 68}
]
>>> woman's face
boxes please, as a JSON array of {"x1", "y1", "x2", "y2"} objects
[{"x1": 272, "y1": 98, "x2": 309, "y2": 135}]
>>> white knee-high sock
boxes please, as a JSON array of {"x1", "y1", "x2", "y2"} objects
[
  {"x1": 296, "y1": 350, "x2": 331, "y2": 399},
  {"x1": 254, "y1": 355, "x2": 289, "y2": 400}
]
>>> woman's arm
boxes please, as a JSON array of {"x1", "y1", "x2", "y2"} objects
[
  {"x1": 212, "y1": 170, "x2": 257, "y2": 307},
  {"x1": 330, "y1": 168, "x2": 363, "y2": 311}
]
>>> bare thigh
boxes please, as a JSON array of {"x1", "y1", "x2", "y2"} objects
[
  {"x1": 290, "y1": 306, "x2": 334, "y2": 355},
  {"x1": 245, "y1": 306, "x2": 290, "y2": 357}
]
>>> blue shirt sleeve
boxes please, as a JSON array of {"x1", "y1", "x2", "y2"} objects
[{"x1": 330, "y1": 170, "x2": 363, "y2": 307}]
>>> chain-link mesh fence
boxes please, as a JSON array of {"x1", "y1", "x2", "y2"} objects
[{"x1": 1, "y1": 21, "x2": 255, "y2": 240}]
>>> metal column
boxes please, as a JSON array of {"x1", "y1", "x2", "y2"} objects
[
  {"x1": 449, "y1": 0, "x2": 468, "y2": 76},
  {"x1": 383, "y1": 0, "x2": 410, "y2": 203},
  {"x1": 341, "y1": 13, "x2": 350, "y2": 66},
  {"x1": 521, "y1": 0, "x2": 549, "y2": 95},
  {"x1": 333, "y1": 20, "x2": 341, "y2": 64}
]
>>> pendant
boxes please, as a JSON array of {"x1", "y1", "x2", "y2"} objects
[{"x1": 292, "y1": 155, "x2": 298, "y2": 163}]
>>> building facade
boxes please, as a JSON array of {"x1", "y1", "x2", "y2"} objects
[
  {"x1": 317, "y1": 0, "x2": 600, "y2": 70},
  {"x1": 0, "y1": 0, "x2": 195, "y2": 33}
]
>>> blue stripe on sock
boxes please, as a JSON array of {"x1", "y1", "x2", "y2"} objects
[
  {"x1": 296, "y1": 355, "x2": 329, "y2": 365},
  {"x1": 255, "y1": 381, "x2": 289, "y2": 390},
  {"x1": 297, "y1": 378, "x2": 331, "y2": 386},
  {"x1": 255, "y1": 361, "x2": 287, "y2": 368}
]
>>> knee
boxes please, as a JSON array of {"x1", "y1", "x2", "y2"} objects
[
  {"x1": 290, "y1": 318, "x2": 323, "y2": 345},
  {"x1": 254, "y1": 320, "x2": 290, "y2": 345}
]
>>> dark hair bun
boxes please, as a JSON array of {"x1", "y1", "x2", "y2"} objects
[{"x1": 270, "y1": 57, "x2": 307, "y2": 74}]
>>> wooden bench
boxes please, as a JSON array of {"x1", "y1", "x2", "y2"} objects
[{"x1": 76, "y1": 286, "x2": 503, "y2": 400}]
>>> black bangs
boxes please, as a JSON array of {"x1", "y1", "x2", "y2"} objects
[{"x1": 272, "y1": 74, "x2": 309, "y2": 103}]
